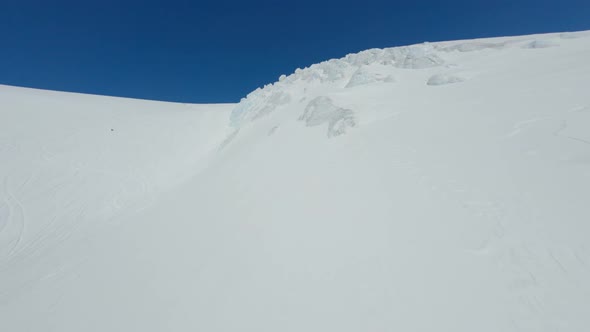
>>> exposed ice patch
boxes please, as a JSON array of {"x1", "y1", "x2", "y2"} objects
[
  {"x1": 439, "y1": 42, "x2": 506, "y2": 52},
  {"x1": 299, "y1": 97, "x2": 356, "y2": 137},
  {"x1": 293, "y1": 59, "x2": 351, "y2": 83},
  {"x1": 427, "y1": 74, "x2": 465, "y2": 86},
  {"x1": 346, "y1": 67, "x2": 379, "y2": 88},
  {"x1": 344, "y1": 48, "x2": 388, "y2": 66},
  {"x1": 345, "y1": 68, "x2": 395, "y2": 88},
  {"x1": 524, "y1": 40, "x2": 559, "y2": 49},
  {"x1": 343, "y1": 45, "x2": 444, "y2": 69},
  {"x1": 230, "y1": 89, "x2": 291, "y2": 126},
  {"x1": 393, "y1": 47, "x2": 445, "y2": 69}
]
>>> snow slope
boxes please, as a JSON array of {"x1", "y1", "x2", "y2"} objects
[{"x1": 2, "y1": 31, "x2": 590, "y2": 331}]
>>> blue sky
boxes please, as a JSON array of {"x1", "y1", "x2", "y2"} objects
[{"x1": 1, "y1": 0, "x2": 589, "y2": 103}]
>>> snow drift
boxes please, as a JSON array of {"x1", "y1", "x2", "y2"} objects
[{"x1": 1, "y1": 31, "x2": 590, "y2": 332}]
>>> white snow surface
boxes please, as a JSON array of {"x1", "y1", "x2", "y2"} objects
[{"x1": 2, "y1": 31, "x2": 590, "y2": 331}]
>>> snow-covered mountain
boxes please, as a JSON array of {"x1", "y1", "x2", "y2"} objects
[{"x1": 2, "y1": 31, "x2": 590, "y2": 331}]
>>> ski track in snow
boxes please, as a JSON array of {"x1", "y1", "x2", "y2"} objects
[
  {"x1": 502, "y1": 117, "x2": 554, "y2": 139},
  {"x1": 1, "y1": 176, "x2": 26, "y2": 263},
  {"x1": 501, "y1": 105, "x2": 590, "y2": 146},
  {"x1": 554, "y1": 121, "x2": 590, "y2": 146},
  {"x1": 376, "y1": 146, "x2": 554, "y2": 328},
  {"x1": 358, "y1": 124, "x2": 589, "y2": 330}
]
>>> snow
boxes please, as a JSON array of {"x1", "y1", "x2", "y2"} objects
[
  {"x1": 524, "y1": 39, "x2": 559, "y2": 49},
  {"x1": 2, "y1": 30, "x2": 590, "y2": 331},
  {"x1": 426, "y1": 73, "x2": 465, "y2": 85}
]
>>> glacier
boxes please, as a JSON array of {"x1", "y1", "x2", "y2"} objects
[{"x1": 1, "y1": 30, "x2": 590, "y2": 331}]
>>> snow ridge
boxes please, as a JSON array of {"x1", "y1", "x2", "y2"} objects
[
  {"x1": 230, "y1": 31, "x2": 585, "y2": 131},
  {"x1": 229, "y1": 43, "x2": 447, "y2": 127}
]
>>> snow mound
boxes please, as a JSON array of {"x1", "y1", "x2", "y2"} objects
[
  {"x1": 524, "y1": 40, "x2": 559, "y2": 49},
  {"x1": 299, "y1": 96, "x2": 355, "y2": 137},
  {"x1": 427, "y1": 74, "x2": 465, "y2": 86}
]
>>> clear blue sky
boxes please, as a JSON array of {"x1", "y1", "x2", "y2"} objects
[{"x1": 1, "y1": 0, "x2": 589, "y2": 103}]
